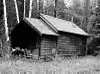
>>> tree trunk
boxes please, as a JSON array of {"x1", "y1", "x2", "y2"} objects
[
  {"x1": 16, "y1": 0, "x2": 24, "y2": 20},
  {"x1": 3, "y1": 0, "x2": 9, "y2": 41},
  {"x1": 82, "y1": 0, "x2": 90, "y2": 55},
  {"x1": 14, "y1": 0, "x2": 19, "y2": 23},
  {"x1": 3, "y1": 0, "x2": 10, "y2": 57},
  {"x1": 29, "y1": 0, "x2": 33, "y2": 18},
  {"x1": 83, "y1": 0, "x2": 90, "y2": 32},
  {"x1": 54, "y1": 0, "x2": 57, "y2": 17},
  {"x1": 24, "y1": 0, "x2": 25, "y2": 17}
]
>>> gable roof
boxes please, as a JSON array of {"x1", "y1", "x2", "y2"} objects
[
  {"x1": 24, "y1": 18, "x2": 58, "y2": 36},
  {"x1": 40, "y1": 14, "x2": 89, "y2": 36}
]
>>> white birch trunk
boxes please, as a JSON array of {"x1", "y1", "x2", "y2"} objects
[
  {"x1": 3, "y1": 0, "x2": 9, "y2": 41},
  {"x1": 29, "y1": 0, "x2": 33, "y2": 18},
  {"x1": 24, "y1": 0, "x2": 26, "y2": 17},
  {"x1": 14, "y1": 0, "x2": 20, "y2": 23},
  {"x1": 37, "y1": 0, "x2": 39, "y2": 12},
  {"x1": 43, "y1": 0, "x2": 45, "y2": 13}
]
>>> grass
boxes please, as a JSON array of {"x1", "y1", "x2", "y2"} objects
[{"x1": 0, "y1": 55, "x2": 100, "y2": 74}]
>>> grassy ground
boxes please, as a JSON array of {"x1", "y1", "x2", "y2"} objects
[{"x1": 0, "y1": 55, "x2": 100, "y2": 74}]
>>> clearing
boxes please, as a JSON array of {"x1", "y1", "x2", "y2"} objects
[{"x1": 0, "y1": 56, "x2": 100, "y2": 74}]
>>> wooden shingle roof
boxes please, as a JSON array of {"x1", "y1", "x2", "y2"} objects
[
  {"x1": 23, "y1": 14, "x2": 89, "y2": 37},
  {"x1": 40, "y1": 14, "x2": 89, "y2": 36},
  {"x1": 24, "y1": 18, "x2": 58, "y2": 36}
]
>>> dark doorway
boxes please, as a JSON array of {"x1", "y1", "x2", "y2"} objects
[{"x1": 10, "y1": 21, "x2": 39, "y2": 50}]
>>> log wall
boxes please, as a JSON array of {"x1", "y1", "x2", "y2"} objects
[
  {"x1": 57, "y1": 32, "x2": 87, "y2": 56},
  {"x1": 40, "y1": 35, "x2": 57, "y2": 56}
]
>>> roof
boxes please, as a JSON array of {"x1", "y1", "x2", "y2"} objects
[
  {"x1": 40, "y1": 14, "x2": 89, "y2": 36},
  {"x1": 24, "y1": 18, "x2": 58, "y2": 36}
]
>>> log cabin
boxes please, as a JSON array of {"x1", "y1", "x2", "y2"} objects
[{"x1": 10, "y1": 14, "x2": 89, "y2": 57}]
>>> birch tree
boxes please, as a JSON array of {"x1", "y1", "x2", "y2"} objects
[
  {"x1": 29, "y1": 0, "x2": 33, "y2": 18},
  {"x1": 24, "y1": 0, "x2": 25, "y2": 17},
  {"x1": 14, "y1": 0, "x2": 19, "y2": 23},
  {"x1": 2, "y1": 0, "x2": 11, "y2": 56},
  {"x1": 3, "y1": 0, "x2": 9, "y2": 41}
]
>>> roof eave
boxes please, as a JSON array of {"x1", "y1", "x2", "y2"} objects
[
  {"x1": 42, "y1": 33, "x2": 59, "y2": 36},
  {"x1": 59, "y1": 30, "x2": 89, "y2": 37}
]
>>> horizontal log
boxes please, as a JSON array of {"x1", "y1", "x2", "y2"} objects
[{"x1": 58, "y1": 51, "x2": 79, "y2": 54}]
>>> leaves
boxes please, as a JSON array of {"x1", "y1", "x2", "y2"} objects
[
  {"x1": 25, "y1": 0, "x2": 30, "y2": 17},
  {"x1": 17, "y1": 0, "x2": 24, "y2": 20},
  {"x1": 6, "y1": 0, "x2": 18, "y2": 33}
]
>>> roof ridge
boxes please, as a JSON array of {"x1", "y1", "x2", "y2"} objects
[{"x1": 40, "y1": 14, "x2": 58, "y2": 33}]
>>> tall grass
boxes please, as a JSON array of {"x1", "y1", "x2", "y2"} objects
[{"x1": 0, "y1": 55, "x2": 99, "y2": 74}]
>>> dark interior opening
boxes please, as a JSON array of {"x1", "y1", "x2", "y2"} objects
[{"x1": 10, "y1": 20, "x2": 40, "y2": 50}]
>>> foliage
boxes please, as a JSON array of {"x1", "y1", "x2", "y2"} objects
[
  {"x1": 95, "y1": 1, "x2": 100, "y2": 23},
  {"x1": 44, "y1": 3, "x2": 55, "y2": 16},
  {"x1": 86, "y1": 0, "x2": 100, "y2": 55},
  {"x1": 0, "y1": 0, "x2": 4, "y2": 35},
  {"x1": 69, "y1": 0, "x2": 84, "y2": 16},
  {"x1": 43, "y1": 0, "x2": 66, "y2": 17},
  {"x1": 25, "y1": 0, "x2": 30, "y2": 17},
  {"x1": 17, "y1": 0, "x2": 24, "y2": 20},
  {"x1": 0, "y1": 0, "x2": 10, "y2": 56},
  {"x1": 6, "y1": 0, "x2": 18, "y2": 33}
]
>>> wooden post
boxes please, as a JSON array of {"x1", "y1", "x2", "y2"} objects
[{"x1": 38, "y1": 36, "x2": 42, "y2": 59}]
